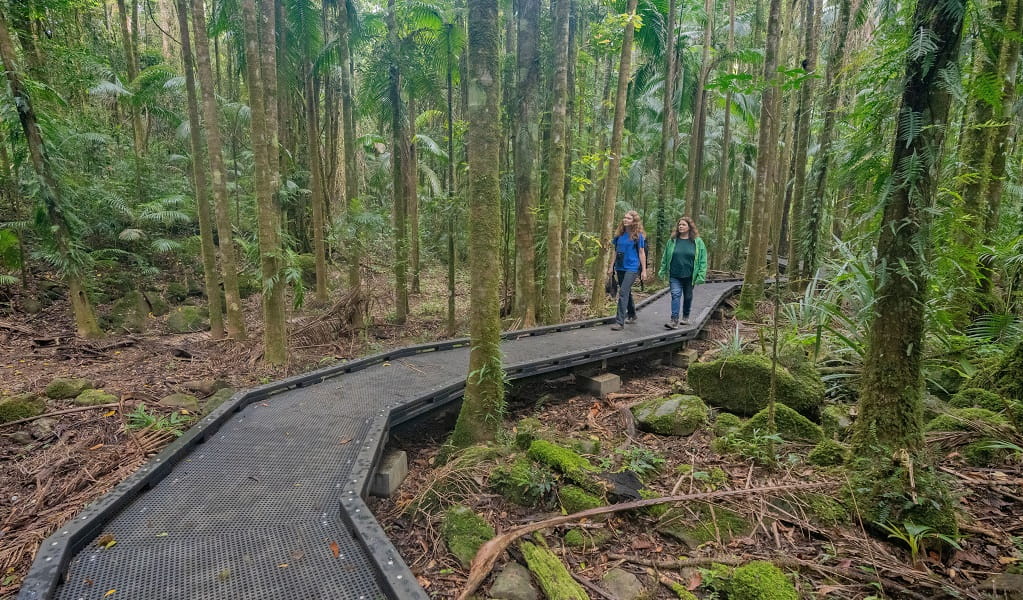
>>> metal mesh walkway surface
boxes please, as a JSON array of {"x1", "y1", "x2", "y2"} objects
[{"x1": 19, "y1": 280, "x2": 740, "y2": 600}]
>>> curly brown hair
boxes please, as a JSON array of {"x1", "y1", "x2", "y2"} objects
[
  {"x1": 671, "y1": 216, "x2": 699, "y2": 240},
  {"x1": 613, "y1": 210, "x2": 646, "y2": 241}
]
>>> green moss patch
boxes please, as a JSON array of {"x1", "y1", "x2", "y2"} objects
[
  {"x1": 726, "y1": 561, "x2": 798, "y2": 600},
  {"x1": 559, "y1": 485, "x2": 606, "y2": 514},
  {"x1": 821, "y1": 404, "x2": 854, "y2": 439},
  {"x1": 950, "y1": 388, "x2": 1010, "y2": 413},
  {"x1": 563, "y1": 528, "x2": 611, "y2": 550},
  {"x1": 961, "y1": 439, "x2": 1018, "y2": 467},
  {"x1": 739, "y1": 404, "x2": 823, "y2": 443},
  {"x1": 688, "y1": 353, "x2": 823, "y2": 418},
  {"x1": 632, "y1": 395, "x2": 708, "y2": 436},
  {"x1": 528, "y1": 440, "x2": 602, "y2": 493},
  {"x1": 490, "y1": 457, "x2": 555, "y2": 507},
  {"x1": 657, "y1": 503, "x2": 751, "y2": 548},
  {"x1": 440, "y1": 505, "x2": 494, "y2": 569},
  {"x1": 45, "y1": 377, "x2": 94, "y2": 399},
  {"x1": 713, "y1": 412, "x2": 743, "y2": 436},
  {"x1": 847, "y1": 458, "x2": 959, "y2": 544},
  {"x1": 166, "y1": 306, "x2": 209, "y2": 333},
  {"x1": 74, "y1": 389, "x2": 118, "y2": 406},
  {"x1": 807, "y1": 439, "x2": 847, "y2": 466},
  {"x1": 520, "y1": 540, "x2": 589, "y2": 600},
  {"x1": 924, "y1": 407, "x2": 1009, "y2": 432},
  {"x1": 0, "y1": 395, "x2": 45, "y2": 423},
  {"x1": 799, "y1": 493, "x2": 849, "y2": 526}
]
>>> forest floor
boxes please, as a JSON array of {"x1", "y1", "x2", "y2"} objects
[
  {"x1": 0, "y1": 262, "x2": 626, "y2": 598},
  {"x1": 2, "y1": 267, "x2": 1020, "y2": 600},
  {"x1": 371, "y1": 314, "x2": 1023, "y2": 600}
]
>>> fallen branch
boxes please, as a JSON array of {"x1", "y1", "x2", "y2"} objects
[
  {"x1": 0, "y1": 403, "x2": 122, "y2": 430},
  {"x1": 612, "y1": 554, "x2": 936, "y2": 600},
  {"x1": 455, "y1": 481, "x2": 837, "y2": 600}
]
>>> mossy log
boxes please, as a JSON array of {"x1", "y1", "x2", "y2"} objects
[{"x1": 520, "y1": 540, "x2": 589, "y2": 600}]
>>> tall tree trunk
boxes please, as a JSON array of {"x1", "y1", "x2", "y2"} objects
[
  {"x1": 785, "y1": 0, "x2": 819, "y2": 284},
  {"x1": 409, "y1": 97, "x2": 421, "y2": 295},
  {"x1": 513, "y1": 0, "x2": 540, "y2": 326},
  {"x1": 337, "y1": 0, "x2": 361, "y2": 294},
  {"x1": 446, "y1": 21, "x2": 459, "y2": 336},
  {"x1": 116, "y1": 0, "x2": 145, "y2": 203},
  {"x1": 736, "y1": 0, "x2": 782, "y2": 313},
  {"x1": 542, "y1": 0, "x2": 570, "y2": 324},
  {"x1": 191, "y1": 0, "x2": 247, "y2": 339},
  {"x1": 800, "y1": 0, "x2": 851, "y2": 281},
  {"x1": 655, "y1": 0, "x2": 678, "y2": 265},
  {"x1": 386, "y1": 0, "x2": 410, "y2": 324},
  {"x1": 450, "y1": 0, "x2": 505, "y2": 448},
  {"x1": 241, "y1": 0, "x2": 287, "y2": 365},
  {"x1": 176, "y1": 0, "x2": 225, "y2": 339},
  {"x1": 854, "y1": 0, "x2": 965, "y2": 452},
  {"x1": 685, "y1": 0, "x2": 714, "y2": 219},
  {"x1": 299, "y1": 2, "x2": 328, "y2": 303},
  {"x1": 0, "y1": 14, "x2": 102, "y2": 339},
  {"x1": 589, "y1": 0, "x2": 639, "y2": 313},
  {"x1": 712, "y1": 0, "x2": 736, "y2": 270}
]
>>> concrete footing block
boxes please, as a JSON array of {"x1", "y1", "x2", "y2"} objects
[
  {"x1": 577, "y1": 372, "x2": 621, "y2": 396},
  {"x1": 371, "y1": 450, "x2": 409, "y2": 497},
  {"x1": 671, "y1": 349, "x2": 699, "y2": 368}
]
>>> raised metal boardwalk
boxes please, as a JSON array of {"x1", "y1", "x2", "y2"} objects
[{"x1": 19, "y1": 280, "x2": 740, "y2": 600}]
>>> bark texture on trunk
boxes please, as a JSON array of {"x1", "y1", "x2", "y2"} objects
[
  {"x1": 386, "y1": 0, "x2": 410, "y2": 323},
  {"x1": 655, "y1": 0, "x2": 678, "y2": 265},
  {"x1": 513, "y1": 0, "x2": 540, "y2": 326},
  {"x1": 855, "y1": 0, "x2": 965, "y2": 452},
  {"x1": 542, "y1": 0, "x2": 571, "y2": 324},
  {"x1": 450, "y1": 0, "x2": 505, "y2": 447}
]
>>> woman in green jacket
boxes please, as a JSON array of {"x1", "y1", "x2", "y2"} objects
[{"x1": 657, "y1": 216, "x2": 707, "y2": 328}]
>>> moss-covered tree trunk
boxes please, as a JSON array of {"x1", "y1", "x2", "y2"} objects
[
  {"x1": 190, "y1": 0, "x2": 247, "y2": 339},
  {"x1": 450, "y1": 0, "x2": 505, "y2": 448},
  {"x1": 542, "y1": 0, "x2": 570, "y2": 325},
  {"x1": 513, "y1": 0, "x2": 539, "y2": 327},
  {"x1": 337, "y1": 0, "x2": 361, "y2": 294},
  {"x1": 0, "y1": 14, "x2": 102, "y2": 339},
  {"x1": 853, "y1": 0, "x2": 965, "y2": 452},
  {"x1": 712, "y1": 0, "x2": 736, "y2": 270},
  {"x1": 654, "y1": 0, "x2": 678, "y2": 265},
  {"x1": 589, "y1": 0, "x2": 639, "y2": 314},
  {"x1": 299, "y1": 3, "x2": 328, "y2": 304},
  {"x1": 176, "y1": 0, "x2": 226, "y2": 340},
  {"x1": 736, "y1": 0, "x2": 782, "y2": 313},
  {"x1": 685, "y1": 0, "x2": 714, "y2": 219}
]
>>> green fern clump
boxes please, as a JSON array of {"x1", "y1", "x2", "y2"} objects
[{"x1": 490, "y1": 457, "x2": 555, "y2": 507}]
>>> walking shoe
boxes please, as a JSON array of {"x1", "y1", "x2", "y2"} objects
[
  {"x1": 680, "y1": 317, "x2": 690, "y2": 325},
  {"x1": 625, "y1": 317, "x2": 637, "y2": 324},
  {"x1": 664, "y1": 320, "x2": 679, "y2": 329},
  {"x1": 610, "y1": 324, "x2": 624, "y2": 331}
]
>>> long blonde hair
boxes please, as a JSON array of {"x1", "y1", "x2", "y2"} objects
[{"x1": 613, "y1": 210, "x2": 645, "y2": 241}]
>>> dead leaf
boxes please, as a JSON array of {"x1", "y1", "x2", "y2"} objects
[
  {"x1": 218, "y1": 569, "x2": 230, "y2": 581},
  {"x1": 155, "y1": 533, "x2": 168, "y2": 538},
  {"x1": 102, "y1": 410, "x2": 116, "y2": 417},
  {"x1": 96, "y1": 534, "x2": 116, "y2": 549},
  {"x1": 278, "y1": 563, "x2": 289, "y2": 568},
  {"x1": 816, "y1": 584, "x2": 845, "y2": 595},
  {"x1": 631, "y1": 538, "x2": 652, "y2": 550},
  {"x1": 180, "y1": 409, "x2": 191, "y2": 415},
  {"x1": 417, "y1": 575, "x2": 432, "y2": 589},
  {"x1": 836, "y1": 559, "x2": 853, "y2": 569},
  {"x1": 329, "y1": 541, "x2": 340, "y2": 558},
  {"x1": 686, "y1": 571, "x2": 702, "y2": 591},
  {"x1": 104, "y1": 590, "x2": 116, "y2": 597},
  {"x1": 290, "y1": 550, "x2": 305, "y2": 561},
  {"x1": 339, "y1": 437, "x2": 352, "y2": 445},
  {"x1": 88, "y1": 443, "x2": 105, "y2": 451},
  {"x1": 999, "y1": 556, "x2": 1020, "y2": 565}
]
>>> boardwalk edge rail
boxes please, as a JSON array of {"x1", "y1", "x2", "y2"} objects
[{"x1": 19, "y1": 279, "x2": 742, "y2": 600}]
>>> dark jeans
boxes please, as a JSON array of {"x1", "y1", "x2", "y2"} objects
[
  {"x1": 615, "y1": 270, "x2": 638, "y2": 325},
  {"x1": 669, "y1": 275, "x2": 694, "y2": 320}
]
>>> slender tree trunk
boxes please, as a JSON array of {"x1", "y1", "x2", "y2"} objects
[
  {"x1": 736, "y1": 0, "x2": 782, "y2": 313},
  {"x1": 785, "y1": 0, "x2": 819, "y2": 284},
  {"x1": 542, "y1": 0, "x2": 570, "y2": 324},
  {"x1": 450, "y1": 0, "x2": 505, "y2": 448},
  {"x1": 685, "y1": 0, "x2": 714, "y2": 219},
  {"x1": 513, "y1": 0, "x2": 540, "y2": 326},
  {"x1": 409, "y1": 97, "x2": 421, "y2": 295},
  {"x1": 854, "y1": 0, "x2": 965, "y2": 452},
  {"x1": 241, "y1": 0, "x2": 287, "y2": 365},
  {"x1": 712, "y1": 0, "x2": 736, "y2": 270},
  {"x1": 0, "y1": 14, "x2": 102, "y2": 339},
  {"x1": 191, "y1": 0, "x2": 246, "y2": 339},
  {"x1": 655, "y1": 0, "x2": 678, "y2": 265},
  {"x1": 176, "y1": 0, "x2": 225, "y2": 339},
  {"x1": 386, "y1": 0, "x2": 409, "y2": 323},
  {"x1": 336, "y1": 0, "x2": 361, "y2": 294},
  {"x1": 446, "y1": 22, "x2": 459, "y2": 336},
  {"x1": 800, "y1": 0, "x2": 851, "y2": 281}
]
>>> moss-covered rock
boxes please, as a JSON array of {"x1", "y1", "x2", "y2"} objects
[
  {"x1": 144, "y1": 291, "x2": 170, "y2": 316},
  {"x1": 440, "y1": 505, "x2": 494, "y2": 569},
  {"x1": 949, "y1": 388, "x2": 1009, "y2": 412},
  {"x1": 527, "y1": 440, "x2": 601, "y2": 493},
  {"x1": 961, "y1": 439, "x2": 1017, "y2": 467},
  {"x1": 0, "y1": 395, "x2": 45, "y2": 423},
  {"x1": 563, "y1": 528, "x2": 611, "y2": 550},
  {"x1": 566, "y1": 435, "x2": 601, "y2": 455},
  {"x1": 924, "y1": 407, "x2": 1009, "y2": 432},
  {"x1": 688, "y1": 353, "x2": 823, "y2": 418},
  {"x1": 166, "y1": 306, "x2": 209, "y2": 333},
  {"x1": 158, "y1": 393, "x2": 200, "y2": 413},
  {"x1": 726, "y1": 561, "x2": 798, "y2": 600},
  {"x1": 166, "y1": 281, "x2": 189, "y2": 303},
  {"x1": 559, "y1": 485, "x2": 605, "y2": 514},
  {"x1": 821, "y1": 404, "x2": 854, "y2": 439},
  {"x1": 966, "y1": 342, "x2": 1023, "y2": 401},
  {"x1": 739, "y1": 404, "x2": 823, "y2": 443},
  {"x1": 807, "y1": 439, "x2": 847, "y2": 466},
  {"x1": 103, "y1": 290, "x2": 152, "y2": 333},
  {"x1": 45, "y1": 377, "x2": 94, "y2": 399},
  {"x1": 203, "y1": 388, "x2": 236, "y2": 414},
  {"x1": 632, "y1": 395, "x2": 708, "y2": 436},
  {"x1": 296, "y1": 253, "x2": 318, "y2": 285},
  {"x1": 491, "y1": 457, "x2": 555, "y2": 507},
  {"x1": 656, "y1": 503, "x2": 751, "y2": 548},
  {"x1": 713, "y1": 412, "x2": 743, "y2": 436},
  {"x1": 74, "y1": 389, "x2": 118, "y2": 406},
  {"x1": 520, "y1": 540, "x2": 588, "y2": 600}
]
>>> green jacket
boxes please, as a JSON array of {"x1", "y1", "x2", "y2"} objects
[{"x1": 658, "y1": 237, "x2": 707, "y2": 284}]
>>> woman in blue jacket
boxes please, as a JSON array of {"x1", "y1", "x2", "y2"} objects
[{"x1": 658, "y1": 216, "x2": 707, "y2": 328}]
